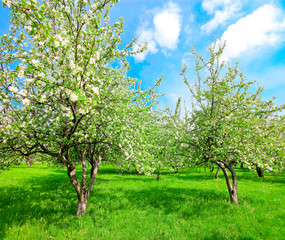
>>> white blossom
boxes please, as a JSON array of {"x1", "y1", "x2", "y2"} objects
[
  {"x1": 47, "y1": 73, "x2": 55, "y2": 83},
  {"x1": 95, "y1": 51, "x2": 100, "y2": 61},
  {"x1": 18, "y1": 89, "x2": 27, "y2": 97},
  {"x1": 62, "y1": 38, "x2": 69, "y2": 47},
  {"x1": 77, "y1": 66, "x2": 83, "y2": 72},
  {"x1": 3, "y1": 0, "x2": 13, "y2": 8},
  {"x1": 22, "y1": 98, "x2": 30, "y2": 106},
  {"x1": 70, "y1": 60, "x2": 76, "y2": 69},
  {"x1": 90, "y1": 57, "x2": 96, "y2": 64},
  {"x1": 25, "y1": 26, "x2": 32, "y2": 32},
  {"x1": 18, "y1": 69, "x2": 25, "y2": 78},
  {"x1": 70, "y1": 93, "x2": 78, "y2": 102},
  {"x1": 9, "y1": 86, "x2": 18, "y2": 94},
  {"x1": 54, "y1": 41, "x2": 60, "y2": 47},
  {"x1": 92, "y1": 86, "x2": 99, "y2": 96},
  {"x1": 31, "y1": 59, "x2": 40, "y2": 67},
  {"x1": 79, "y1": 108, "x2": 87, "y2": 114},
  {"x1": 25, "y1": 78, "x2": 33, "y2": 84},
  {"x1": 38, "y1": 72, "x2": 45, "y2": 78},
  {"x1": 40, "y1": 94, "x2": 46, "y2": 103}
]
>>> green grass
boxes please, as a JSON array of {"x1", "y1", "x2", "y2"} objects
[{"x1": 0, "y1": 163, "x2": 284, "y2": 240}]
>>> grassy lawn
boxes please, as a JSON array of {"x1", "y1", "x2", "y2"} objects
[{"x1": 0, "y1": 163, "x2": 284, "y2": 240}]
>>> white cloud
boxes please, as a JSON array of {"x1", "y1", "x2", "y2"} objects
[
  {"x1": 133, "y1": 27, "x2": 158, "y2": 62},
  {"x1": 221, "y1": 4, "x2": 285, "y2": 60},
  {"x1": 133, "y1": 2, "x2": 182, "y2": 61},
  {"x1": 153, "y1": 2, "x2": 181, "y2": 49},
  {"x1": 201, "y1": 0, "x2": 242, "y2": 34},
  {"x1": 202, "y1": 0, "x2": 233, "y2": 14}
]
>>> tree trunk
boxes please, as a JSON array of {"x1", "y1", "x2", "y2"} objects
[
  {"x1": 240, "y1": 162, "x2": 244, "y2": 168},
  {"x1": 67, "y1": 163, "x2": 84, "y2": 215},
  {"x1": 63, "y1": 147, "x2": 103, "y2": 216},
  {"x1": 26, "y1": 157, "x2": 33, "y2": 168},
  {"x1": 210, "y1": 166, "x2": 214, "y2": 172},
  {"x1": 256, "y1": 166, "x2": 264, "y2": 178},
  {"x1": 215, "y1": 166, "x2": 220, "y2": 179},
  {"x1": 157, "y1": 163, "x2": 161, "y2": 181},
  {"x1": 76, "y1": 193, "x2": 88, "y2": 216},
  {"x1": 216, "y1": 161, "x2": 238, "y2": 204}
]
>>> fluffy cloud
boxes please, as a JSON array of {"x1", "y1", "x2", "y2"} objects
[
  {"x1": 153, "y1": 2, "x2": 181, "y2": 49},
  {"x1": 134, "y1": 2, "x2": 182, "y2": 61},
  {"x1": 221, "y1": 4, "x2": 285, "y2": 60},
  {"x1": 133, "y1": 28, "x2": 158, "y2": 62},
  {"x1": 201, "y1": 0, "x2": 242, "y2": 34}
]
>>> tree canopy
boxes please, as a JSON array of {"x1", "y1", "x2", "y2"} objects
[
  {"x1": 176, "y1": 41, "x2": 285, "y2": 203},
  {"x1": 0, "y1": 0, "x2": 161, "y2": 215},
  {"x1": 0, "y1": 0, "x2": 284, "y2": 216}
]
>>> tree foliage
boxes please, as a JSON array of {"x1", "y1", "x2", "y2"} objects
[
  {"x1": 177, "y1": 41, "x2": 285, "y2": 203},
  {"x1": 0, "y1": 0, "x2": 161, "y2": 215}
]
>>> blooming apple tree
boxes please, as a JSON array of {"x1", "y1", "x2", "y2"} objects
[
  {"x1": 178, "y1": 41, "x2": 285, "y2": 204},
  {"x1": 150, "y1": 101, "x2": 188, "y2": 177},
  {"x1": 0, "y1": 0, "x2": 161, "y2": 216}
]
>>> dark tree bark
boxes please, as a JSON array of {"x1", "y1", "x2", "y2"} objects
[
  {"x1": 256, "y1": 166, "x2": 264, "y2": 178},
  {"x1": 216, "y1": 161, "x2": 238, "y2": 204},
  {"x1": 171, "y1": 164, "x2": 179, "y2": 173},
  {"x1": 210, "y1": 166, "x2": 214, "y2": 172},
  {"x1": 240, "y1": 162, "x2": 244, "y2": 168},
  {"x1": 215, "y1": 166, "x2": 220, "y2": 179}
]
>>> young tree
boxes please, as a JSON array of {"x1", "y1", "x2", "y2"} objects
[
  {"x1": 162, "y1": 100, "x2": 188, "y2": 174},
  {"x1": 179, "y1": 41, "x2": 285, "y2": 204},
  {"x1": 0, "y1": 0, "x2": 160, "y2": 215},
  {"x1": 245, "y1": 114, "x2": 285, "y2": 176}
]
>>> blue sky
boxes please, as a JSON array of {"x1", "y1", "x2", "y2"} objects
[{"x1": 1, "y1": 0, "x2": 285, "y2": 109}]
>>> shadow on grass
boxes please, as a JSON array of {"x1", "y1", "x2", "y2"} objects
[
  {"x1": 0, "y1": 169, "x2": 76, "y2": 239},
  {"x1": 0, "y1": 166, "x2": 232, "y2": 239},
  {"x1": 121, "y1": 187, "x2": 226, "y2": 216},
  {"x1": 171, "y1": 173, "x2": 216, "y2": 182},
  {"x1": 236, "y1": 174, "x2": 285, "y2": 184},
  {"x1": 203, "y1": 233, "x2": 255, "y2": 240},
  {"x1": 1, "y1": 165, "x2": 282, "y2": 239}
]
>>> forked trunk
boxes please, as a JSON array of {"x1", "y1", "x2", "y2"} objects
[
  {"x1": 216, "y1": 161, "x2": 238, "y2": 204},
  {"x1": 67, "y1": 157, "x2": 101, "y2": 216}
]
